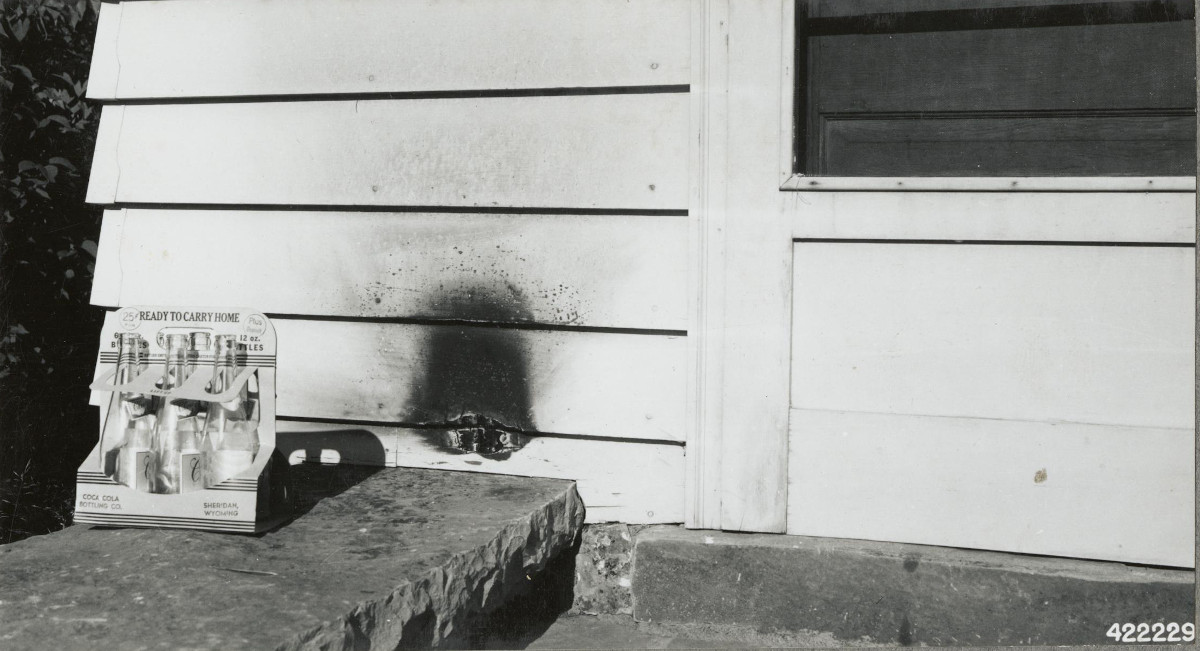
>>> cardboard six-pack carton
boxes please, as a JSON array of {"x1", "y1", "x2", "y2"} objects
[{"x1": 76, "y1": 306, "x2": 288, "y2": 533}]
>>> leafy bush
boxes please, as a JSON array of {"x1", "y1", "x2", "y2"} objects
[{"x1": 1, "y1": 0, "x2": 104, "y2": 543}]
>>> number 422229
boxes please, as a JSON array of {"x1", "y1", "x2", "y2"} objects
[{"x1": 1106, "y1": 622, "x2": 1194, "y2": 643}]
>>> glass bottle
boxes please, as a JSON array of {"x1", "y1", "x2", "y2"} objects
[
  {"x1": 203, "y1": 335, "x2": 260, "y2": 485},
  {"x1": 151, "y1": 333, "x2": 204, "y2": 493},
  {"x1": 188, "y1": 331, "x2": 211, "y2": 370},
  {"x1": 188, "y1": 331, "x2": 212, "y2": 434},
  {"x1": 107, "y1": 333, "x2": 156, "y2": 489}
]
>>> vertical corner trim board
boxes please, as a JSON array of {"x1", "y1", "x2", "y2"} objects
[
  {"x1": 85, "y1": 93, "x2": 689, "y2": 210},
  {"x1": 787, "y1": 409, "x2": 1195, "y2": 568},
  {"x1": 89, "y1": 208, "x2": 689, "y2": 332},
  {"x1": 275, "y1": 421, "x2": 685, "y2": 525},
  {"x1": 700, "y1": 0, "x2": 794, "y2": 533},
  {"x1": 86, "y1": 0, "x2": 691, "y2": 100}
]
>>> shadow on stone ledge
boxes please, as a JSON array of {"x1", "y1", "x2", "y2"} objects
[{"x1": 280, "y1": 460, "x2": 382, "y2": 522}]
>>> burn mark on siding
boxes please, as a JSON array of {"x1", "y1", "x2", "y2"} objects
[
  {"x1": 360, "y1": 240, "x2": 588, "y2": 326},
  {"x1": 407, "y1": 284, "x2": 536, "y2": 457}
]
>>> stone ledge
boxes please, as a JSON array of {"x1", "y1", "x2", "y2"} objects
[
  {"x1": 0, "y1": 466, "x2": 584, "y2": 650},
  {"x1": 632, "y1": 526, "x2": 1194, "y2": 647}
]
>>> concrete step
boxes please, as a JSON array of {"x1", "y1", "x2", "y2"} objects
[
  {"x1": 0, "y1": 465, "x2": 583, "y2": 650},
  {"x1": 523, "y1": 613, "x2": 888, "y2": 649},
  {"x1": 632, "y1": 527, "x2": 1194, "y2": 647}
]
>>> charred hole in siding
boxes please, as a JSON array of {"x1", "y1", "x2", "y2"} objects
[
  {"x1": 409, "y1": 284, "x2": 535, "y2": 458},
  {"x1": 439, "y1": 414, "x2": 526, "y2": 457}
]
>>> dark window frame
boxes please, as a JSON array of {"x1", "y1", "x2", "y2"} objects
[{"x1": 790, "y1": 0, "x2": 1197, "y2": 178}]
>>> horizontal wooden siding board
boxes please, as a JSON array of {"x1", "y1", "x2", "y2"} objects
[
  {"x1": 89, "y1": 209, "x2": 126, "y2": 307},
  {"x1": 87, "y1": 0, "x2": 691, "y2": 100},
  {"x1": 86, "y1": 94, "x2": 689, "y2": 210},
  {"x1": 84, "y1": 105, "x2": 123, "y2": 204},
  {"x1": 276, "y1": 420, "x2": 685, "y2": 524},
  {"x1": 90, "y1": 209, "x2": 688, "y2": 331},
  {"x1": 276, "y1": 319, "x2": 686, "y2": 441},
  {"x1": 86, "y1": 1, "x2": 121, "y2": 99},
  {"x1": 92, "y1": 312, "x2": 687, "y2": 441},
  {"x1": 787, "y1": 408, "x2": 1194, "y2": 567},
  {"x1": 791, "y1": 243, "x2": 1195, "y2": 429}
]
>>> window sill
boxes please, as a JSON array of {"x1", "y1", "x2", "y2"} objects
[{"x1": 780, "y1": 176, "x2": 1197, "y2": 193}]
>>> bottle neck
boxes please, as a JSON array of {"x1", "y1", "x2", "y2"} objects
[
  {"x1": 210, "y1": 337, "x2": 239, "y2": 393},
  {"x1": 116, "y1": 344, "x2": 142, "y2": 385},
  {"x1": 161, "y1": 337, "x2": 191, "y2": 390},
  {"x1": 209, "y1": 365, "x2": 238, "y2": 394}
]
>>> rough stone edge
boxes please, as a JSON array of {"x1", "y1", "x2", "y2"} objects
[{"x1": 278, "y1": 482, "x2": 585, "y2": 650}]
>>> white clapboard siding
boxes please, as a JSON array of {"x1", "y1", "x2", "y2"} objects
[
  {"x1": 786, "y1": 191, "x2": 1196, "y2": 243},
  {"x1": 91, "y1": 311, "x2": 686, "y2": 441},
  {"x1": 84, "y1": 95, "x2": 689, "y2": 210},
  {"x1": 787, "y1": 409, "x2": 1195, "y2": 567},
  {"x1": 792, "y1": 243, "x2": 1195, "y2": 429},
  {"x1": 276, "y1": 421, "x2": 685, "y2": 524},
  {"x1": 87, "y1": 0, "x2": 690, "y2": 100},
  {"x1": 272, "y1": 319, "x2": 686, "y2": 441},
  {"x1": 90, "y1": 209, "x2": 688, "y2": 331}
]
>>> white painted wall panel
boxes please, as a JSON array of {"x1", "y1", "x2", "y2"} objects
[
  {"x1": 85, "y1": 94, "x2": 689, "y2": 209},
  {"x1": 792, "y1": 243, "x2": 1195, "y2": 429},
  {"x1": 788, "y1": 409, "x2": 1194, "y2": 567},
  {"x1": 787, "y1": 192, "x2": 1196, "y2": 243},
  {"x1": 87, "y1": 0, "x2": 691, "y2": 100}
]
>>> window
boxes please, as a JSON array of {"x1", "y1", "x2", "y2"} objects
[{"x1": 793, "y1": 0, "x2": 1197, "y2": 176}]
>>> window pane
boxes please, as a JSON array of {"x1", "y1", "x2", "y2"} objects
[{"x1": 795, "y1": 0, "x2": 1197, "y2": 176}]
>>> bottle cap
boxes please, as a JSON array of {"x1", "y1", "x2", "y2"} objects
[
  {"x1": 117, "y1": 333, "x2": 143, "y2": 358},
  {"x1": 190, "y1": 331, "x2": 212, "y2": 350}
]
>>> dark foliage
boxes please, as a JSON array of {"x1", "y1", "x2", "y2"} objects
[{"x1": 1, "y1": 0, "x2": 104, "y2": 543}]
